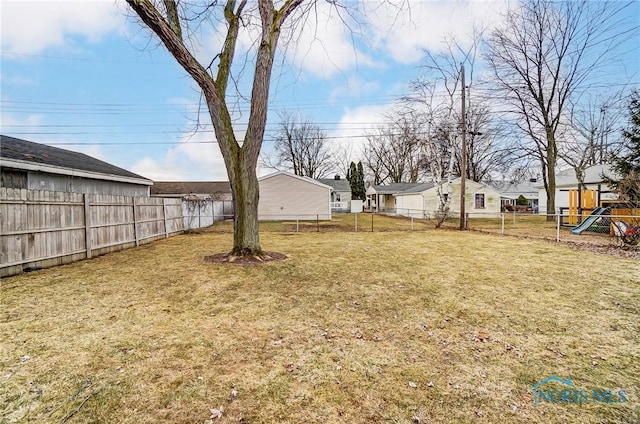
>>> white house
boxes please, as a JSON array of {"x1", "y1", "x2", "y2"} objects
[
  {"x1": 393, "y1": 183, "x2": 435, "y2": 216},
  {"x1": 365, "y1": 182, "x2": 422, "y2": 212},
  {"x1": 395, "y1": 178, "x2": 501, "y2": 218},
  {"x1": 536, "y1": 164, "x2": 618, "y2": 214},
  {"x1": 258, "y1": 171, "x2": 332, "y2": 220}
]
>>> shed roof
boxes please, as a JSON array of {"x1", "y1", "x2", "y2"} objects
[
  {"x1": 259, "y1": 171, "x2": 332, "y2": 190},
  {"x1": 1, "y1": 135, "x2": 151, "y2": 183},
  {"x1": 151, "y1": 181, "x2": 231, "y2": 195}
]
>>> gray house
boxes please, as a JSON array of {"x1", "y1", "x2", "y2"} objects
[
  {"x1": 0, "y1": 135, "x2": 152, "y2": 196},
  {"x1": 318, "y1": 175, "x2": 352, "y2": 212}
]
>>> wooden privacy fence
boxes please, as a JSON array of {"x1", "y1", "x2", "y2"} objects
[{"x1": 0, "y1": 188, "x2": 184, "y2": 277}]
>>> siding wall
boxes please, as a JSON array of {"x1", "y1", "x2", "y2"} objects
[
  {"x1": 0, "y1": 188, "x2": 183, "y2": 277},
  {"x1": 395, "y1": 194, "x2": 425, "y2": 216},
  {"x1": 259, "y1": 174, "x2": 331, "y2": 220},
  {"x1": 443, "y1": 180, "x2": 500, "y2": 216},
  {"x1": 27, "y1": 171, "x2": 150, "y2": 197},
  {"x1": 395, "y1": 180, "x2": 501, "y2": 217},
  {"x1": 441, "y1": 180, "x2": 500, "y2": 216},
  {"x1": 331, "y1": 190, "x2": 352, "y2": 203}
]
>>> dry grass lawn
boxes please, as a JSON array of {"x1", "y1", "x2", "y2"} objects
[
  {"x1": 467, "y1": 214, "x2": 619, "y2": 246},
  {"x1": 2, "y1": 219, "x2": 639, "y2": 423}
]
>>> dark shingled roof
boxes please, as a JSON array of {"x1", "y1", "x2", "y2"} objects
[
  {"x1": 318, "y1": 178, "x2": 351, "y2": 192},
  {"x1": 396, "y1": 182, "x2": 436, "y2": 194},
  {"x1": 0, "y1": 135, "x2": 150, "y2": 181},
  {"x1": 370, "y1": 182, "x2": 422, "y2": 194},
  {"x1": 150, "y1": 181, "x2": 232, "y2": 195}
]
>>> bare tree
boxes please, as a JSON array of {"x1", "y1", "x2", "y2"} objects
[
  {"x1": 125, "y1": 0, "x2": 312, "y2": 257},
  {"x1": 362, "y1": 133, "x2": 387, "y2": 185},
  {"x1": 363, "y1": 112, "x2": 423, "y2": 184},
  {"x1": 559, "y1": 93, "x2": 625, "y2": 190},
  {"x1": 453, "y1": 100, "x2": 516, "y2": 183},
  {"x1": 485, "y1": 0, "x2": 634, "y2": 220},
  {"x1": 265, "y1": 112, "x2": 334, "y2": 178},
  {"x1": 332, "y1": 142, "x2": 354, "y2": 178}
]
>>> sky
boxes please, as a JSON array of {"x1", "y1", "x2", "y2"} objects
[{"x1": 1, "y1": 0, "x2": 639, "y2": 182}]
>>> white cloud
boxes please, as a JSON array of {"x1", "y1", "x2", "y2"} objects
[
  {"x1": 1, "y1": 112, "x2": 43, "y2": 128},
  {"x1": 0, "y1": 1, "x2": 124, "y2": 55},
  {"x1": 281, "y1": 1, "x2": 379, "y2": 79},
  {"x1": 363, "y1": 0, "x2": 510, "y2": 64},
  {"x1": 328, "y1": 104, "x2": 395, "y2": 159},
  {"x1": 129, "y1": 157, "x2": 186, "y2": 181},
  {"x1": 329, "y1": 77, "x2": 382, "y2": 103},
  {"x1": 130, "y1": 126, "x2": 229, "y2": 181},
  {"x1": 0, "y1": 74, "x2": 37, "y2": 86}
]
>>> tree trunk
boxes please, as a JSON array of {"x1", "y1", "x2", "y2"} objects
[
  {"x1": 229, "y1": 151, "x2": 262, "y2": 256},
  {"x1": 546, "y1": 132, "x2": 557, "y2": 222}
]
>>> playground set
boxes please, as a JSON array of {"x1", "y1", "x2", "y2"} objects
[{"x1": 560, "y1": 189, "x2": 639, "y2": 245}]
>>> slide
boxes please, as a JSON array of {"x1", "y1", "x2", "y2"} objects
[{"x1": 570, "y1": 207, "x2": 611, "y2": 235}]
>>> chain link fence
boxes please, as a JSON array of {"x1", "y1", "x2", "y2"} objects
[
  {"x1": 467, "y1": 211, "x2": 640, "y2": 247},
  {"x1": 201, "y1": 212, "x2": 445, "y2": 233},
  {"x1": 196, "y1": 210, "x2": 640, "y2": 247}
]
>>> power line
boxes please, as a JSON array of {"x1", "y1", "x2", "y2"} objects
[{"x1": 0, "y1": 51, "x2": 176, "y2": 65}]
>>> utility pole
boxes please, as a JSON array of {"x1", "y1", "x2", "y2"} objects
[{"x1": 459, "y1": 63, "x2": 467, "y2": 230}]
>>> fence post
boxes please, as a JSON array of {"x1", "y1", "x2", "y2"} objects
[
  {"x1": 162, "y1": 198, "x2": 169, "y2": 238},
  {"x1": 513, "y1": 209, "x2": 516, "y2": 228},
  {"x1": 296, "y1": 218, "x2": 299, "y2": 232},
  {"x1": 411, "y1": 216, "x2": 414, "y2": 231},
  {"x1": 355, "y1": 213, "x2": 358, "y2": 232},
  {"x1": 317, "y1": 214, "x2": 319, "y2": 232},
  {"x1": 501, "y1": 213, "x2": 505, "y2": 235},
  {"x1": 84, "y1": 193, "x2": 92, "y2": 259},
  {"x1": 198, "y1": 202, "x2": 201, "y2": 229},
  {"x1": 132, "y1": 197, "x2": 139, "y2": 246},
  {"x1": 556, "y1": 213, "x2": 561, "y2": 242},
  {"x1": 371, "y1": 213, "x2": 374, "y2": 232}
]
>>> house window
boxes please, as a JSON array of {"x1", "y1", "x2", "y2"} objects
[
  {"x1": 335, "y1": 193, "x2": 342, "y2": 202},
  {"x1": 475, "y1": 193, "x2": 485, "y2": 209}
]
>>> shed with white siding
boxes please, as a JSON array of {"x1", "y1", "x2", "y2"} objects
[{"x1": 258, "y1": 172, "x2": 332, "y2": 220}]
